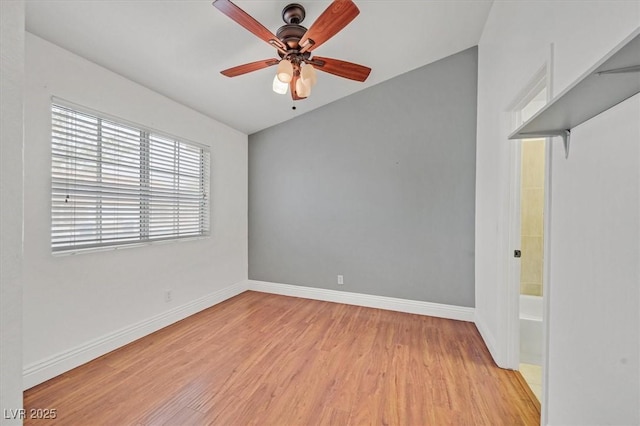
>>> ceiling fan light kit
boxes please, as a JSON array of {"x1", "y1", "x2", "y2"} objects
[
  {"x1": 301, "y1": 63, "x2": 317, "y2": 87},
  {"x1": 276, "y1": 59, "x2": 294, "y2": 83},
  {"x1": 296, "y1": 77, "x2": 311, "y2": 97},
  {"x1": 213, "y1": 0, "x2": 371, "y2": 101},
  {"x1": 272, "y1": 75, "x2": 289, "y2": 94}
]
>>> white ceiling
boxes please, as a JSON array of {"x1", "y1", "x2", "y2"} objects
[{"x1": 25, "y1": 0, "x2": 493, "y2": 134}]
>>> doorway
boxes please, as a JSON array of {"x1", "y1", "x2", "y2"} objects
[
  {"x1": 507, "y1": 63, "x2": 551, "y2": 407},
  {"x1": 518, "y1": 137, "x2": 545, "y2": 401}
]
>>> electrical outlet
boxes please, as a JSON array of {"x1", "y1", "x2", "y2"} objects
[
  {"x1": 164, "y1": 290, "x2": 172, "y2": 303},
  {"x1": 337, "y1": 275, "x2": 344, "y2": 285}
]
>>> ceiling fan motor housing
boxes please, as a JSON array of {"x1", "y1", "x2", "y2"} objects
[
  {"x1": 276, "y1": 24, "x2": 307, "y2": 50},
  {"x1": 278, "y1": 4, "x2": 308, "y2": 50}
]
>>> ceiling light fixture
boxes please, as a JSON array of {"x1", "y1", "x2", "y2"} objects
[
  {"x1": 295, "y1": 77, "x2": 311, "y2": 98},
  {"x1": 272, "y1": 75, "x2": 288, "y2": 94},
  {"x1": 273, "y1": 58, "x2": 315, "y2": 98},
  {"x1": 276, "y1": 59, "x2": 293, "y2": 83},
  {"x1": 300, "y1": 63, "x2": 317, "y2": 87}
]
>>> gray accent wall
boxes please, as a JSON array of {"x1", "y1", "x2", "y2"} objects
[{"x1": 249, "y1": 47, "x2": 477, "y2": 307}]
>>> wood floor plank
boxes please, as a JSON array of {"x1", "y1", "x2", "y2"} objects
[{"x1": 24, "y1": 291, "x2": 540, "y2": 425}]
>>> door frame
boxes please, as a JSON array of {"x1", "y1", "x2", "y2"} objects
[{"x1": 504, "y1": 44, "x2": 554, "y2": 425}]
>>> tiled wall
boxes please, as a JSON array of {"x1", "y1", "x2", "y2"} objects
[{"x1": 520, "y1": 139, "x2": 545, "y2": 296}]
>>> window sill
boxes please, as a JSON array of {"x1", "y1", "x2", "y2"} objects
[{"x1": 52, "y1": 235, "x2": 211, "y2": 257}]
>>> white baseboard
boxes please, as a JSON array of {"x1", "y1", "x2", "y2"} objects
[
  {"x1": 23, "y1": 280, "x2": 248, "y2": 389},
  {"x1": 474, "y1": 312, "x2": 503, "y2": 367},
  {"x1": 246, "y1": 280, "x2": 474, "y2": 322}
]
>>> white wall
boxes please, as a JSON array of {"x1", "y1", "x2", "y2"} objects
[
  {"x1": 548, "y1": 88, "x2": 639, "y2": 425},
  {"x1": 475, "y1": 1, "x2": 639, "y2": 424},
  {"x1": 23, "y1": 33, "x2": 248, "y2": 388},
  {"x1": 1, "y1": 1, "x2": 25, "y2": 423}
]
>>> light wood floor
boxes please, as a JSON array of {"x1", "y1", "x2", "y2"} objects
[{"x1": 24, "y1": 291, "x2": 540, "y2": 425}]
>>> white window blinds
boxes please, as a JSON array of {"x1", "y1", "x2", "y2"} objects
[{"x1": 51, "y1": 103, "x2": 210, "y2": 253}]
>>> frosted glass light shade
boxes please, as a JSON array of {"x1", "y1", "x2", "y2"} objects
[
  {"x1": 276, "y1": 59, "x2": 293, "y2": 83},
  {"x1": 296, "y1": 78, "x2": 311, "y2": 98},
  {"x1": 272, "y1": 75, "x2": 288, "y2": 94},
  {"x1": 301, "y1": 64, "x2": 317, "y2": 87}
]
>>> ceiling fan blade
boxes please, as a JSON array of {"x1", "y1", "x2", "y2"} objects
[
  {"x1": 310, "y1": 56, "x2": 371, "y2": 82},
  {"x1": 290, "y1": 74, "x2": 307, "y2": 100},
  {"x1": 221, "y1": 59, "x2": 279, "y2": 77},
  {"x1": 213, "y1": 0, "x2": 286, "y2": 51},
  {"x1": 299, "y1": 0, "x2": 359, "y2": 52}
]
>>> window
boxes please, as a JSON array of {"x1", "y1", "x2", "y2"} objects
[{"x1": 51, "y1": 102, "x2": 210, "y2": 253}]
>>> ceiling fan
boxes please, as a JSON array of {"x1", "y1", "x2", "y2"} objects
[{"x1": 213, "y1": 0, "x2": 371, "y2": 101}]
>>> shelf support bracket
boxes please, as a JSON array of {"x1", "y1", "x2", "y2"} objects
[
  {"x1": 561, "y1": 129, "x2": 571, "y2": 159},
  {"x1": 513, "y1": 129, "x2": 572, "y2": 158}
]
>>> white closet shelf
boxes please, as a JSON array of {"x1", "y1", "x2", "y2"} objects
[{"x1": 509, "y1": 27, "x2": 640, "y2": 157}]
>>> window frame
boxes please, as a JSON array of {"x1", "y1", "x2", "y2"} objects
[{"x1": 51, "y1": 97, "x2": 211, "y2": 255}]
